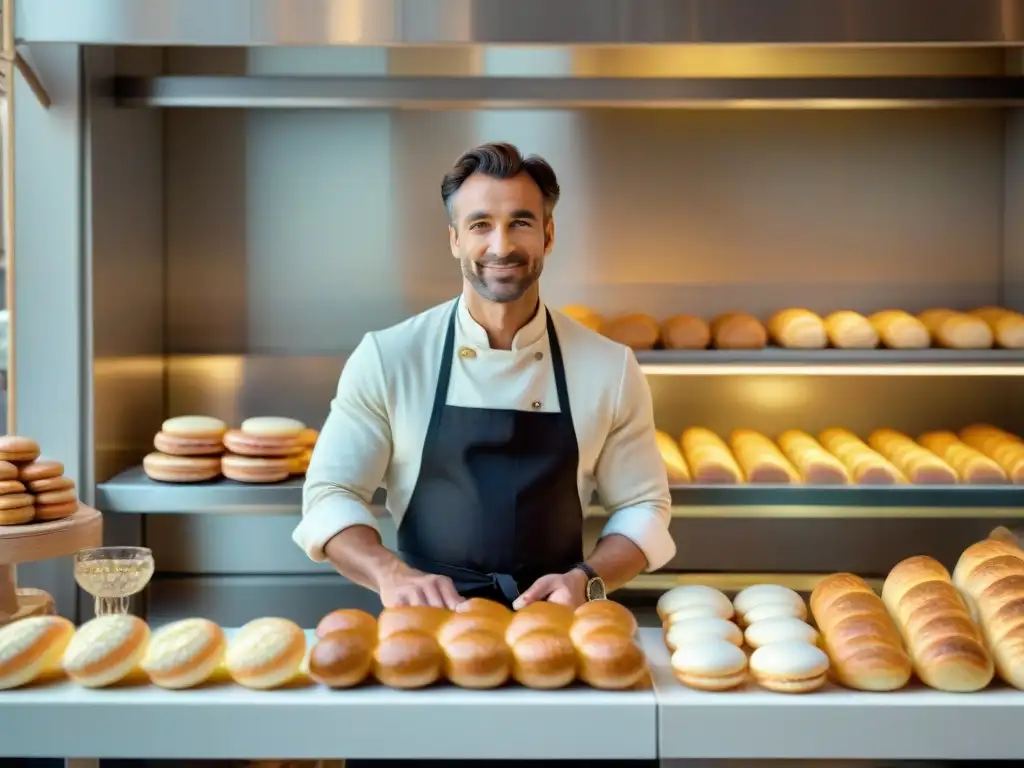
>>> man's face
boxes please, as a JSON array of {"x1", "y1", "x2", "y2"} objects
[{"x1": 448, "y1": 172, "x2": 554, "y2": 303}]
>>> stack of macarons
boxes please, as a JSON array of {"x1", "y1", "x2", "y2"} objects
[
  {"x1": 143, "y1": 416, "x2": 227, "y2": 484},
  {"x1": 0, "y1": 436, "x2": 78, "y2": 526},
  {"x1": 659, "y1": 585, "x2": 748, "y2": 691},
  {"x1": 222, "y1": 417, "x2": 315, "y2": 484}
]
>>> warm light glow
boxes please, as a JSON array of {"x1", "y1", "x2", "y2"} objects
[
  {"x1": 640, "y1": 363, "x2": 1024, "y2": 377},
  {"x1": 624, "y1": 572, "x2": 884, "y2": 593}
]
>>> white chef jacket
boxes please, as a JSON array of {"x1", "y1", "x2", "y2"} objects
[{"x1": 293, "y1": 297, "x2": 676, "y2": 571}]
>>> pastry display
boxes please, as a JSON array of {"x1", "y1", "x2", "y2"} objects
[
  {"x1": 602, "y1": 313, "x2": 660, "y2": 351},
  {"x1": 153, "y1": 416, "x2": 228, "y2": 457},
  {"x1": 141, "y1": 617, "x2": 226, "y2": 689},
  {"x1": 670, "y1": 639, "x2": 748, "y2": 691},
  {"x1": 142, "y1": 451, "x2": 221, "y2": 484},
  {"x1": 748, "y1": 641, "x2": 829, "y2": 694},
  {"x1": 959, "y1": 425, "x2": 1024, "y2": 484},
  {"x1": 867, "y1": 429, "x2": 958, "y2": 485},
  {"x1": 0, "y1": 615, "x2": 75, "y2": 690},
  {"x1": 0, "y1": 438, "x2": 79, "y2": 525},
  {"x1": 777, "y1": 430, "x2": 851, "y2": 485},
  {"x1": 664, "y1": 616, "x2": 743, "y2": 651},
  {"x1": 309, "y1": 630, "x2": 375, "y2": 689},
  {"x1": 711, "y1": 312, "x2": 768, "y2": 350},
  {"x1": 560, "y1": 304, "x2": 603, "y2": 332},
  {"x1": 767, "y1": 308, "x2": 828, "y2": 349},
  {"x1": 680, "y1": 428, "x2": 743, "y2": 484},
  {"x1": 225, "y1": 617, "x2": 306, "y2": 690},
  {"x1": 222, "y1": 417, "x2": 306, "y2": 484},
  {"x1": 823, "y1": 311, "x2": 879, "y2": 349},
  {"x1": 971, "y1": 307, "x2": 1024, "y2": 349},
  {"x1": 63, "y1": 614, "x2": 151, "y2": 688},
  {"x1": 867, "y1": 310, "x2": 931, "y2": 349},
  {"x1": 660, "y1": 314, "x2": 711, "y2": 350},
  {"x1": 733, "y1": 584, "x2": 808, "y2": 626},
  {"x1": 658, "y1": 585, "x2": 735, "y2": 624},
  {"x1": 656, "y1": 429, "x2": 691, "y2": 484},
  {"x1": 919, "y1": 308, "x2": 993, "y2": 349},
  {"x1": 917, "y1": 431, "x2": 1007, "y2": 484},
  {"x1": 729, "y1": 429, "x2": 800, "y2": 484},
  {"x1": 819, "y1": 428, "x2": 906, "y2": 484},
  {"x1": 744, "y1": 617, "x2": 819, "y2": 649}
]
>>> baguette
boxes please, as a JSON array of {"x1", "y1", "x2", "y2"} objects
[
  {"x1": 655, "y1": 430, "x2": 691, "y2": 484},
  {"x1": 809, "y1": 573, "x2": 911, "y2": 691},
  {"x1": 867, "y1": 428, "x2": 958, "y2": 485},
  {"x1": 959, "y1": 424, "x2": 1024, "y2": 484},
  {"x1": 767, "y1": 308, "x2": 827, "y2": 350},
  {"x1": 560, "y1": 305, "x2": 603, "y2": 333},
  {"x1": 868, "y1": 310, "x2": 930, "y2": 349},
  {"x1": 710, "y1": 312, "x2": 767, "y2": 350},
  {"x1": 917, "y1": 431, "x2": 1007, "y2": 485},
  {"x1": 661, "y1": 314, "x2": 711, "y2": 350},
  {"x1": 823, "y1": 311, "x2": 879, "y2": 349},
  {"x1": 919, "y1": 308, "x2": 993, "y2": 350},
  {"x1": 680, "y1": 428, "x2": 742, "y2": 484},
  {"x1": 970, "y1": 307, "x2": 1024, "y2": 349},
  {"x1": 819, "y1": 428, "x2": 906, "y2": 485},
  {"x1": 777, "y1": 430, "x2": 851, "y2": 485},
  {"x1": 603, "y1": 313, "x2": 660, "y2": 350},
  {"x1": 882, "y1": 555, "x2": 994, "y2": 692},
  {"x1": 728, "y1": 429, "x2": 800, "y2": 484}
]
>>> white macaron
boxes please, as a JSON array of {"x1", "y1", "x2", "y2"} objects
[
  {"x1": 670, "y1": 639, "x2": 748, "y2": 691},
  {"x1": 749, "y1": 641, "x2": 829, "y2": 694},
  {"x1": 665, "y1": 617, "x2": 743, "y2": 651},
  {"x1": 658, "y1": 585, "x2": 734, "y2": 622},
  {"x1": 733, "y1": 584, "x2": 806, "y2": 619},
  {"x1": 741, "y1": 600, "x2": 808, "y2": 626},
  {"x1": 744, "y1": 617, "x2": 819, "y2": 649}
]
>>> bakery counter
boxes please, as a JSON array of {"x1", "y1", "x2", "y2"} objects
[{"x1": 638, "y1": 631, "x2": 1024, "y2": 761}]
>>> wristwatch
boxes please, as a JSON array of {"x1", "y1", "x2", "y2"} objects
[{"x1": 574, "y1": 562, "x2": 607, "y2": 601}]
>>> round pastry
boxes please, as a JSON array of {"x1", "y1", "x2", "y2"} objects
[
  {"x1": 36, "y1": 488, "x2": 76, "y2": 506},
  {"x1": 162, "y1": 415, "x2": 228, "y2": 439},
  {"x1": 573, "y1": 600, "x2": 638, "y2": 634},
  {"x1": 733, "y1": 584, "x2": 805, "y2": 618},
  {"x1": 373, "y1": 630, "x2": 444, "y2": 689},
  {"x1": 26, "y1": 475, "x2": 75, "y2": 493},
  {"x1": 141, "y1": 618, "x2": 226, "y2": 689},
  {"x1": 225, "y1": 617, "x2": 306, "y2": 690},
  {"x1": 570, "y1": 616, "x2": 626, "y2": 647},
  {"x1": 510, "y1": 628, "x2": 577, "y2": 689},
  {"x1": 661, "y1": 314, "x2": 711, "y2": 350},
  {"x1": 576, "y1": 628, "x2": 646, "y2": 690},
  {"x1": 438, "y1": 613, "x2": 506, "y2": 647},
  {"x1": 0, "y1": 499, "x2": 34, "y2": 525},
  {"x1": 749, "y1": 641, "x2": 829, "y2": 694},
  {"x1": 459, "y1": 597, "x2": 514, "y2": 625},
  {"x1": 34, "y1": 500, "x2": 78, "y2": 522},
  {"x1": 309, "y1": 630, "x2": 374, "y2": 689},
  {"x1": 516, "y1": 601, "x2": 575, "y2": 626},
  {"x1": 744, "y1": 617, "x2": 819, "y2": 649},
  {"x1": 0, "y1": 460, "x2": 18, "y2": 480},
  {"x1": 143, "y1": 452, "x2": 221, "y2": 483},
  {"x1": 64, "y1": 614, "x2": 152, "y2": 688},
  {"x1": 17, "y1": 460, "x2": 63, "y2": 483},
  {"x1": 378, "y1": 606, "x2": 451, "y2": 641},
  {"x1": 657, "y1": 585, "x2": 733, "y2": 622},
  {"x1": 240, "y1": 416, "x2": 306, "y2": 438},
  {"x1": 670, "y1": 639, "x2": 748, "y2": 691},
  {"x1": 0, "y1": 615, "x2": 76, "y2": 690},
  {"x1": 315, "y1": 608, "x2": 377, "y2": 641},
  {"x1": 561, "y1": 304, "x2": 604, "y2": 332},
  {"x1": 0, "y1": 436, "x2": 41, "y2": 463},
  {"x1": 153, "y1": 431, "x2": 225, "y2": 457},
  {"x1": 221, "y1": 454, "x2": 291, "y2": 484},
  {"x1": 442, "y1": 629, "x2": 511, "y2": 689},
  {"x1": 223, "y1": 430, "x2": 302, "y2": 458},
  {"x1": 664, "y1": 617, "x2": 743, "y2": 651},
  {"x1": 0, "y1": 479, "x2": 25, "y2": 494},
  {"x1": 742, "y1": 601, "x2": 808, "y2": 626},
  {"x1": 298, "y1": 428, "x2": 320, "y2": 448},
  {"x1": 505, "y1": 604, "x2": 574, "y2": 646}
]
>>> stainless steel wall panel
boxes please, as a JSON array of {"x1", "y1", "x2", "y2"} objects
[{"x1": 1006, "y1": 108, "x2": 1024, "y2": 310}]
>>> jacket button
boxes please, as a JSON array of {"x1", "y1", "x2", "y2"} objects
[
  {"x1": 534, "y1": 351, "x2": 544, "y2": 361},
  {"x1": 531, "y1": 401, "x2": 542, "y2": 409},
  {"x1": 459, "y1": 347, "x2": 477, "y2": 359}
]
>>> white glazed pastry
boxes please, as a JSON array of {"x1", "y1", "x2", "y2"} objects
[
  {"x1": 64, "y1": 614, "x2": 151, "y2": 688},
  {"x1": 239, "y1": 417, "x2": 306, "y2": 438},
  {"x1": 141, "y1": 618, "x2": 227, "y2": 689},
  {"x1": 658, "y1": 586, "x2": 734, "y2": 622},
  {"x1": 744, "y1": 617, "x2": 819, "y2": 649},
  {"x1": 226, "y1": 617, "x2": 306, "y2": 690},
  {"x1": 670, "y1": 639, "x2": 748, "y2": 691},
  {"x1": 0, "y1": 616, "x2": 76, "y2": 690},
  {"x1": 741, "y1": 601, "x2": 808, "y2": 626},
  {"x1": 665, "y1": 617, "x2": 743, "y2": 651},
  {"x1": 749, "y1": 641, "x2": 829, "y2": 693},
  {"x1": 733, "y1": 584, "x2": 805, "y2": 619}
]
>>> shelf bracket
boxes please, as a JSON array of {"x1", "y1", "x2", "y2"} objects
[{"x1": 0, "y1": 0, "x2": 50, "y2": 108}]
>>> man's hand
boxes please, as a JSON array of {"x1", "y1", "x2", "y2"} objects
[
  {"x1": 513, "y1": 569, "x2": 588, "y2": 610},
  {"x1": 378, "y1": 569, "x2": 465, "y2": 610}
]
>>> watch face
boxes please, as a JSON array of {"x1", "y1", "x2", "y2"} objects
[{"x1": 586, "y1": 577, "x2": 607, "y2": 601}]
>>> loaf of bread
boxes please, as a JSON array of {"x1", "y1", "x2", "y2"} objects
[
  {"x1": 661, "y1": 314, "x2": 711, "y2": 350},
  {"x1": 656, "y1": 430, "x2": 691, "y2": 484},
  {"x1": 603, "y1": 313, "x2": 660, "y2": 350},
  {"x1": 777, "y1": 429, "x2": 851, "y2": 484},
  {"x1": 951, "y1": 539, "x2": 1024, "y2": 689},
  {"x1": 809, "y1": 573, "x2": 911, "y2": 691},
  {"x1": 823, "y1": 311, "x2": 879, "y2": 349},
  {"x1": 867, "y1": 428, "x2": 958, "y2": 485},
  {"x1": 917, "y1": 431, "x2": 1008, "y2": 485},
  {"x1": 681, "y1": 428, "x2": 743, "y2": 484},
  {"x1": 729, "y1": 429, "x2": 800, "y2": 483},
  {"x1": 767, "y1": 309, "x2": 827, "y2": 349},
  {"x1": 970, "y1": 307, "x2": 1024, "y2": 349},
  {"x1": 919, "y1": 308, "x2": 994, "y2": 349},
  {"x1": 868, "y1": 310, "x2": 931, "y2": 349},
  {"x1": 819, "y1": 428, "x2": 906, "y2": 484},
  {"x1": 959, "y1": 424, "x2": 1024, "y2": 484},
  {"x1": 561, "y1": 305, "x2": 603, "y2": 333},
  {"x1": 710, "y1": 312, "x2": 767, "y2": 350},
  {"x1": 881, "y1": 555, "x2": 994, "y2": 692}
]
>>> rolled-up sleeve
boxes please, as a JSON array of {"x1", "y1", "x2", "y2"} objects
[
  {"x1": 293, "y1": 334, "x2": 392, "y2": 562},
  {"x1": 594, "y1": 349, "x2": 676, "y2": 571}
]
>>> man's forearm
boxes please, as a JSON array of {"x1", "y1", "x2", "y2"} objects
[
  {"x1": 585, "y1": 533, "x2": 649, "y2": 592},
  {"x1": 323, "y1": 525, "x2": 412, "y2": 593}
]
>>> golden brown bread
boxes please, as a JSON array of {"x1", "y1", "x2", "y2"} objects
[
  {"x1": 819, "y1": 428, "x2": 906, "y2": 485},
  {"x1": 953, "y1": 539, "x2": 1024, "y2": 597},
  {"x1": 777, "y1": 429, "x2": 851, "y2": 485},
  {"x1": 710, "y1": 312, "x2": 767, "y2": 350},
  {"x1": 377, "y1": 606, "x2": 450, "y2": 641},
  {"x1": 680, "y1": 427, "x2": 743, "y2": 484},
  {"x1": 561, "y1": 305, "x2": 603, "y2": 333},
  {"x1": 809, "y1": 573, "x2": 910, "y2": 691},
  {"x1": 970, "y1": 307, "x2": 1024, "y2": 349},
  {"x1": 661, "y1": 314, "x2": 711, "y2": 350},
  {"x1": 504, "y1": 603, "x2": 575, "y2": 646},
  {"x1": 315, "y1": 608, "x2": 377, "y2": 641},
  {"x1": 917, "y1": 431, "x2": 1007, "y2": 485},
  {"x1": 510, "y1": 627, "x2": 577, "y2": 689},
  {"x1": 823, "y1": 311, "x2": 879, "y2": 349},
  {"x1": 437, "y1": 613, "x2": 507, "y2": 647},
  {"x1": 573, "y1": 600, "x2": 639, "y2": 635},
  {"x1": 457, "y1": 597, "x2": 514, "y2": 626},
  {"x1": 767, "y1": 308, "x2": 827, "y2": 349},
  {"x1": 919, "y1": 308, "x2": 994, "y2": 349},
  {"x1": 372, "y1": 630, "x2": 444, "y2": 689},
  {"x1": 603, "y1": 313, "x2": 660, "y2": 350},
  {"x1": 958, "y1": 425, "x2": 1024, "y2": 484},
  {"x1": 728, "y1": 428, "x2": 800, "y2": 483},
  {"x1": 440, "y1": 629, "x2": 511, "y2": 689},
  {"x1": 868, "y1": 310, "x2": 931, "y2": 349},
  {"x1": 308, "y1": 630, "x2": 374, "y2": 688},
  {"x1": 575, "y1": 628, "x2": 647, "y2": 690},
  {"x1": 655, "y1": 430, "x2": 691, "y2": 484},
  {"x1": 867, "y1": 428, "x2": 958, "y2": 485},
  {"x1": 882, "y1": 555, "x2": 994, "y2": 691}
]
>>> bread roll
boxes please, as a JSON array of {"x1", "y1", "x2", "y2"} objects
[
  {"x1": 575, "y1": 628, "x2": 647, "y2": 690},
  {"x1": 574, "y1": 600, "x2": 638, "y2": 635},
  {"x1": 458, "y1": 597, "x2": 513, "y2": 626},
  {"x1": 819, "y1": 428, "x2": 906, "y2": 485},
  {"x1": 661, "y1": 314, "x2": 711, "y2": 350},
  {"x1": 316, "y1": 608, "x2": 377, "y2": 641},
  {"x1": 959, "y1": 425, "x2": 1024, "y2": 484},
  {"x1": 882, "y1": 555, "x2": 994, "y2": 692},
  {"x1": 809, "y1": 573, "x2": 911, "y2": 691},
  {"x1": 710, "y1": 312, "x2": 767, "y2": 350},
  {"x1": 918, "y1": 431, "x2": 1007, "y2": 485},
  {"x1": 438, "y1": 613, "x2": 507, "y2": 647},
  {"x1": 308, "y1": 630, "x2": 374, "y2": 688},
  {"x1": 919, "y1": 308, "x2": 993, "y2": 349},
  {"x1": 603, "y1": 313, "x2": 659, "y2": 350},
  {"x1": 504, "y1": 603, "x2": 574, "y2": 646},
  {"x1": 655, "y1": 430, "x2": 690, "y2": 484},
  {"x1": 372, "y1": 630, "x2": 444, "y2": 689},
  {"x1": 823, "y1": 311, "x2": 879, "y2": 349},
  {"x1": 225, "y1": 617, "x2": 306, "y2": 690},
  {"x1": 868, "y1": 310, "x2": 931, "y2": 349},
  {"x1": 0, "y1": 616, "x2": 75, "y2": 690},
  {"x1": 64, "y1": 614, "x2": 152, "y2": 689},
  {"x1": 141, "y1": 618, "x2": 226, "y2": 689},
  {"x1": 767, "y1": 308, "x2": 827, "y2": 349},
  {"x1": 378, "y1": 606, "x2": 450, "y2": 641},
  {"x1": 441, "y1": 629, "x2": 511, "y2": 689},
  {"x1": 777, "y1": 429, "x2": 851, "y2": 485},
  {"x1": 681, "y1": 427, "x2": 742, "y2": 484},
  {"x1": 867, "y1": 428, "x2": 958, "y2": 485},
  {"x1": 510, "y1": 627, "x2": 577, "y2": 689},
  {"x1": 953, "y1": 539, "x2": 1024, "y2": 597},
  {"x1": 970, "y1": 306, "x2": 1024, "y2": 349},
  {"x1": 561, "y1": 305, "x2": 603, "y2": 333},
  {"x1": 729, "y1": 429, "x2": 800, "y2": 483}
]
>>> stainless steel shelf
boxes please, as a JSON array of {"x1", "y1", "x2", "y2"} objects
[{"x1": 114, "y1": 76, "x2": 1024, "y2": 110}]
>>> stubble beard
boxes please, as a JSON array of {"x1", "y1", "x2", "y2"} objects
[{"x1": 461, "y1": 256, "x2": 542, "y2": 304}]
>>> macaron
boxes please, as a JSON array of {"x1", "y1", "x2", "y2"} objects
[
  {"x1": 744, "y1": 617, "x2": 819, "y2": 650},
  {"x1": 665, "y1": 617, "x2": 743, "y2": 651},
  {"x1": 143, "y1": 452, "x2": 221, "y2": 483},
  {"x1": 749, "y1": 641, "x2": 829, "y2": 694},
  {"x1": 18, "y1": 460, "x2": 63, "y2": 483},
  {"x1": 741, "y1": 600, "x2": 808, "y2": 626},
  {"x1": 658, "y1": 585, "x2": 734, "y2": 622},
  {"x1": 162, "y1": 415, "x2": 228, "y2": 438},
  {"x1": 223, "y1": 430, "x2": 303, "y2": 458},
  {"x1": 0, "y1": 492, "x2": 34, "y2": 525},
  {"x1": 0, "y1": 436, "x2": 40, "y2": 463},
  {"x1": 0, "y1": 461, "x2": 18, "y2": 481},
  {"x1": 670, "y1": 638, "x2": 748, "y2": 691},
  {"x1": 240, "y1": 416, "x2": 306, "y2": 439},
  {"x1": 26, "y1": 476, "x2": 75, "y2": 493},
  {"x1": 298, "y1": 428, "x2": 319, "y2": 448},
  {"x1": 221, "y1": 454, "x2": 290, "y2": 484},
  {"x1": 734, "y1": 584, "x2": 805, "y2": 619}
]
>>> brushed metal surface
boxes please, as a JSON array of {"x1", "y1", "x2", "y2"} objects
[
  {"x1": 17, "y1": 0, "x2": 1024, "y2": 46},
  {"x1": 1008, "y1": 109, "x2": 1024, "y2": 310}
]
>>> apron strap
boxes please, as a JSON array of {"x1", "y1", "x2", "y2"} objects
[
  {"x1": 400, "y1": 550, "x2": 521, "y2": 603},
  {"x1": 425, "y1": 300, "x2": 460, "y2": 441},
  {"x1": 545, "y1": 310, "x2": 572, "y2": 418}
]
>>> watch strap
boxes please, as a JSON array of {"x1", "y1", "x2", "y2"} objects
[{"x1": 574, "y1": 562, "x2": 598, "y2": 581}]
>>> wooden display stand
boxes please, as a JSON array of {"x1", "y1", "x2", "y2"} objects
[{"x1": 0, "y1": 504, "x2": 102, "y2": 624}]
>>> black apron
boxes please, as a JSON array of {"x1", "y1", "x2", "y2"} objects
[{"x1": 397, "y1": 300, "x2": 585, "y2": 607}]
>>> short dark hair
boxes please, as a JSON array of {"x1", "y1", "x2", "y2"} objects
[{"x1": 441, "y1": 142, "x2": 561, "y2": 222}]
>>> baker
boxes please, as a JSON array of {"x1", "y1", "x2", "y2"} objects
[{"x1": 294, "y1": 141, "x2": 675, "y2": 610}]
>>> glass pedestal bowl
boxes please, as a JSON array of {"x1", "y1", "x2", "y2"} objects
[{"x1": 74, "y1": 546, "x2": 155, "y2": 616}]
